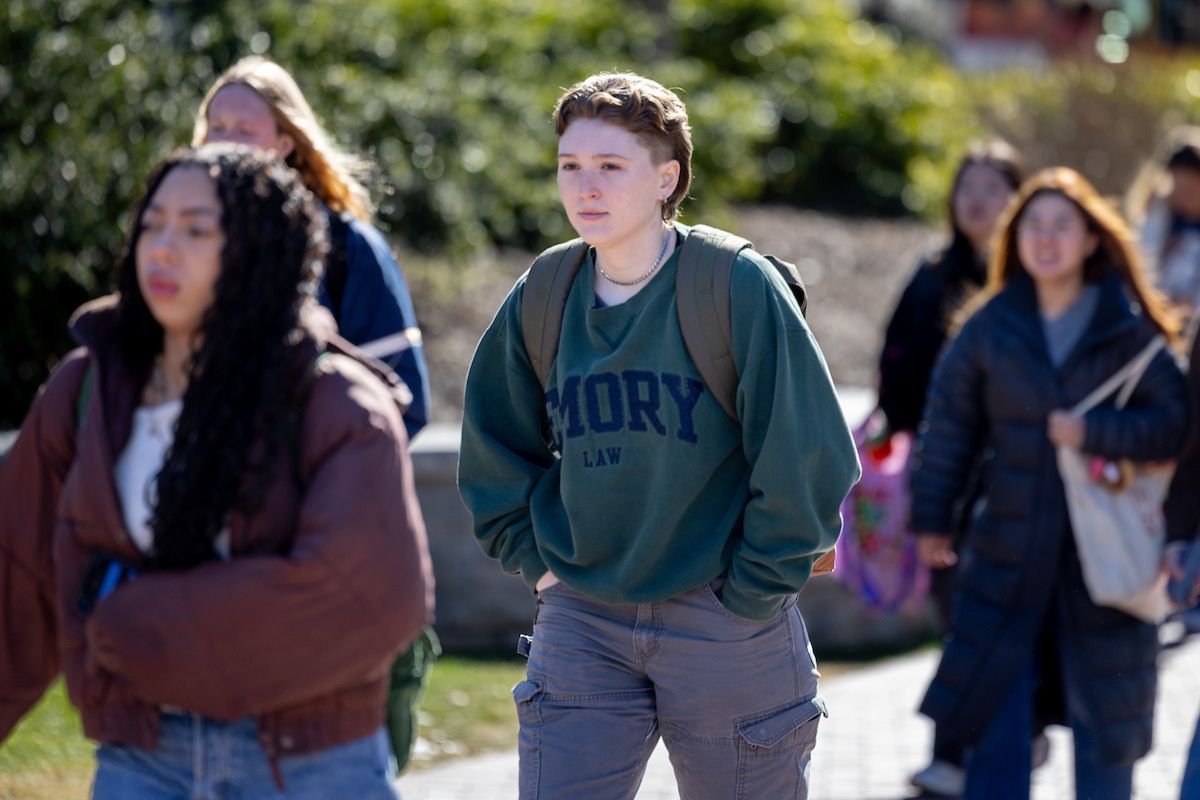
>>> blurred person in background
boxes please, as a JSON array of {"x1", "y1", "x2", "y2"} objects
[
  {"x1": 195, "y1": 55, "x2": 430, "y2": 440},
  {"x1": 876, "y1": 139, "x2": 1028, "y2": 798},
  {"x1": 0, "y1": 145, "x2": 432, "y2": 798},
  {"x1": 195, "y1": 56, "x2": 439, "y2": 771},
  {"x1": 911, "y1": 168, "x2": 1187, "y2": 800},
  {"x1": 1126, "y1": 127, "x2": 1200, "y2": 319},
  {"x1": 458, "y1": 72, "x2": 859, "y2": 799}
]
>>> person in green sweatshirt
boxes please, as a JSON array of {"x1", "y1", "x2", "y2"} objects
[{"x1": 457, "y1": 72, "x2": 859, "y2": 800}]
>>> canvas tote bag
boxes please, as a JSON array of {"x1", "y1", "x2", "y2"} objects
[{"x1": 1056, "y1": 335, "x2": 1172, "y2": 623}]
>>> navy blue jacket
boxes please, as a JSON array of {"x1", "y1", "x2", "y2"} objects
[
  {"x1": 910, "y1": 271, "x2": 1188, "y2": 764},
  {"x1": 318, "y1": 215, "x2": 430, "y2": 440}
]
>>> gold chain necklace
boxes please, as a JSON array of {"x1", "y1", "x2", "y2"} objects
[{"x1": 596, "y1": 226, "x2": 673, "y2": 287}]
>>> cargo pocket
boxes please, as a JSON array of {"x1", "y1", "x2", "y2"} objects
[
  {"x1": 512, "y1": 679, "x2": 545, "y2": 798},
  {"x1": 735, "y1": 695, "x2": 827, "y2": 799}
]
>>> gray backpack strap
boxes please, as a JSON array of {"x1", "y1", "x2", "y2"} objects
[
  {"x1": 520, "y1": 239, "x2": 590, "y2": 390},
  {"x1": 677, "y1": 225, "x2": 751, "y2": 421}
]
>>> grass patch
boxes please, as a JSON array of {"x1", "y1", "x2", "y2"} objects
[
  {"x1": 410, "y1": 655, "x2": 528, "y2": 768},
  {"x1": 0, "y1": 680, "x2": 93, "y2": 800}
]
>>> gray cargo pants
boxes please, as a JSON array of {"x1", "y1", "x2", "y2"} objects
[{"x1": 512, "y1": 579, "x2": 825, "y2": 799}]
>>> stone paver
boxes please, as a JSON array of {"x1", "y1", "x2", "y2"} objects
[{"x1": 398, "y1": 634, "x2": 1200, "y2": 799}]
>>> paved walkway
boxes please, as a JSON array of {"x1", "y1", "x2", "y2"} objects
[{"x1": 398, "y1": 630, "x2": 1200, "y2": 799}]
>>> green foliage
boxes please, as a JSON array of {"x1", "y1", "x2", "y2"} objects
[
  {"x1": 0, "y1": 679, "x2": 93, "y2": 795},
  {"x1": 3, "y1": 0, "x2": 909, "y2": 426},
  {"x1": 669, "y1": 0, "x2": 982, "y2": 216},
  {"x1": 969, "y1": 55, "x2": 1200, "y2": 201},
  {"x1": 1, "y1": 1, "x2": 253, "y2": 426},
  {"x1": 9, "y1": 0, "x2": 1200, "y2": 426}
]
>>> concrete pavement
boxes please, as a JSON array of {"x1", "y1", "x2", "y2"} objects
[{"x1": 398, "y1": 632, "x2": 1200, "y2": 799}]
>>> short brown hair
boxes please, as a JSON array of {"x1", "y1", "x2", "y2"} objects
[{"x1": 553, "y1": 73, "x2": 692, "y2": 221}]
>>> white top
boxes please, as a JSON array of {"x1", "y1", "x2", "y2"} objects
[{"x1": 114, "y1": 399, "x2": 229, "y2": 558}]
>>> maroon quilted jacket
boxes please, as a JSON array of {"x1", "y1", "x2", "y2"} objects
[{"x1": 0, "y1": 296, "x2": 433, "y2": 760}]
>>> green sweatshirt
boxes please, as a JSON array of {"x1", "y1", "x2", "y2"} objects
[{"x1": 457, "y1": 226, "x2": 860, "y2": 621}]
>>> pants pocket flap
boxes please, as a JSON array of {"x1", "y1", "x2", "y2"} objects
[
  {"x1": 737, "y1": 695, "x2": 827, "y2": 749},
  {"x1": 512, "y1": 679, "x2": 543, "y2": 705}
]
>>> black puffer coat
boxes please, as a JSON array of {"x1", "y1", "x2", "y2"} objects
[
  {"x1": 878, "y1": 245, "x2": 986, "y2": 434},
  {"x1": 910, "y1": 271, "x2": 1188, "y2": 765}
]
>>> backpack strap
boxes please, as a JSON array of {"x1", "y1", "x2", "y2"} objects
[
  {"x1": 677, "y1": 225, "x2": 810, "y2": 421},
  {"x1": 520, "y1": 239, "x2": 590, "y2": 390},
  {"x1": 677, "y1": 225, "x2": 751, "y2": 421},
  {"x1": 763, "y1": 255, "x2": 809, "y2": 317}
]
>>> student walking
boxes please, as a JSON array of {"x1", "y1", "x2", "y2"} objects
[
  {"x1": 912, "y1": 167, "x2": 1188, "y2": 800},
  {"x1": 457, "y1": 72, "x2": 859, "y2": 800},
  {"x1": 879, "y1": 139, "x2": 1024, "y2": 441},
  {"x1": 195, "y1": 56, "x2": 430, "y2": 440},
  {"x1": 879, "y1": 139, "x2": 1027, "y2": 798},
  {"x1": 0, "y1": 145, "x2": 432, "y2": 798}
]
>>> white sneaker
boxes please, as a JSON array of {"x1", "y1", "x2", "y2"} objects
[{"x1": 910, "y1": 759, "x2": 965, "y2": 797}]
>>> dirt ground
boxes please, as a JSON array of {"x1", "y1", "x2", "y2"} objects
[{"x1": 410, "y1": 206, "x2": 945, "y2": 426}]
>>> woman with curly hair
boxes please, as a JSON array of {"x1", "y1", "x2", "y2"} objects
[
  {"x1": 0, "y1": 144, "x2": 432, "y2": 798},
  {"x1": 195, "y1": 55, "x2": 430, "y2": 441},
  {"x1": 911, "y1": 167, "x2": 1188, "y2": 800}
]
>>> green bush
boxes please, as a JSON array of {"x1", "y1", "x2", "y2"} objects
[
  {"x1": 669, "y1": 0, "x2": 982, "y2": 216},
  {"x1": 0, "y1": 0, "x2": 834, "y2": 425},
  {"x1": 9, "y1": 0, "x2": 1198, "y2": 427},
  {"x1": 969, "y1": 54, "x2": 1200, "y2": 200}
]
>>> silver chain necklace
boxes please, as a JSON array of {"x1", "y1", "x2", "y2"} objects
[{"x1": 596, "y1": 226, "x2": 673, "y2": 287}]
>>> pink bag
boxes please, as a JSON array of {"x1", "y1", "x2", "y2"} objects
[{"x1": 836, "y1": 412, "x2": 930, "y2": 613}]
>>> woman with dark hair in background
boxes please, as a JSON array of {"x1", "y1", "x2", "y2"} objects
[
  {"x1": 0, "y1": 145, "x2": 432, "y2": 798},
  {"x1": 879, "y1": 139, "x2": 1026, "y2": 442},
  {"x1": 912, "y1": 167, "x2": 1187, "y2": 800},
  {"x1": 879, "y1": 140, "x2": 1026, "y2": 797}
]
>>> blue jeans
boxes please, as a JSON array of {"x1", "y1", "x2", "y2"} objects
[
  {"x1": 963, "y1": 657, "x2": 1132, "y2": 800},
  {"x1": 1182, "y1": 715, "x2": 1200, "y2": 800},
  {"x1": 92, "y1": 713, "x2": 399, "y2": 799},
  {"x1": 514, "y1": 580, "x2": 824, "y2": 800}
]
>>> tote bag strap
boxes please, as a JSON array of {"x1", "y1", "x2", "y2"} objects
[{"x1": 1070, "y1": 335, "x2": 1166, "y2": 415}]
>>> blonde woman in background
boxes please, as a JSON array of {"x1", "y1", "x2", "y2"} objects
[
  {"x1": 194, "y1": 56, "x2": 430, "y2": 439},
  {"x1": 194, "y1": 56, "x2": 437, "y2": 772}
]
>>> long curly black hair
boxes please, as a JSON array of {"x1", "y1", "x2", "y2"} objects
[{"x1": 113, "y1": 144, "x2": 327, "y2": 570}]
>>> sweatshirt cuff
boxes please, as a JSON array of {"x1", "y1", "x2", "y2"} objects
[
  {"x1": 519, "y1": 548, "x2": 548, "y2": 594},
  {"x1": 719, "y1": 580, "x2": 787, "y2": 622}
]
